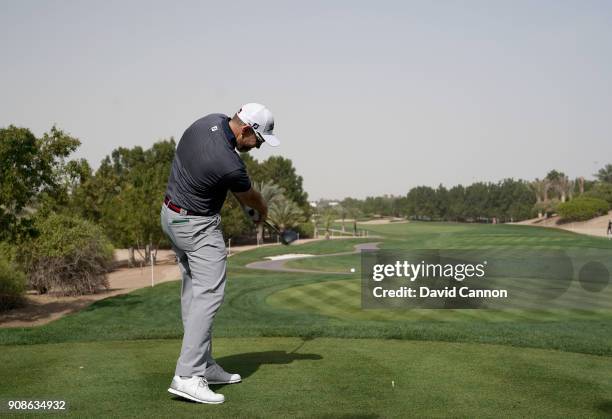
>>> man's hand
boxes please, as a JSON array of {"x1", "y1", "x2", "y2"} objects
[
  {"x1": 244, "y1": 206, "x2": 262, "y2": 223},
  {"x1": 233, "y1": 188, "x2": 268, "y2": 223}
]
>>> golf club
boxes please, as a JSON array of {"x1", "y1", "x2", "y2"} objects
[
  {"x1": 263, "y1": 220, "x2": 299, "y2": 245},
  {"x1": 243, "y1": 206, "x2": 298, "y2": 245}
]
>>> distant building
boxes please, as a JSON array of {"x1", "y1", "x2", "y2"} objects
[{"x1": 311, "y1": 199, "x2": 340, "y2": 208}]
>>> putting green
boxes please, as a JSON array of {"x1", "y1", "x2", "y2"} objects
[{"x1": 1, "y1": 337, "x2": 611, "y2": 417}]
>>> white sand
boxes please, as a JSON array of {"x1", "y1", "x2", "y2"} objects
[
  {"x1": 265, "y1": 254, "x2": 315, "y2": 261},
  {"x1": 514, "y1": 210, "x2": 612, "y2": 238},
  {"x1": 358, "y1": 218, "x2": 408, "y2": 225}
]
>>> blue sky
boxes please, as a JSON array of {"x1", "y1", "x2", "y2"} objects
[{"x1": 2, "y1": 1, "x2": 611, "y2": 199}]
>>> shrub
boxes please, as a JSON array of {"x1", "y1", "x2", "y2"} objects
[
  {"x1": 583, "y1": 182, "x2": 612, "y2": 207},
  {"x1": 533, "y1": 198, "x2": 561, "y2": 218},
  {"x1": 20, "y1": 213, "x2": 114, "y2": 296},
  {"x1": 0, "y1": 246, "x2": 26, "y2": 311},
  {"x1": 557, "y1": 197, "x2": 609, "y2": 222},
  {"x1": 295, "y1": 220, "x2": 315, "y2": 238}
]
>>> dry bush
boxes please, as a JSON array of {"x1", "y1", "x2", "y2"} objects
[{"x1": 20, "y1": 213, "x2": 113, "y2": 296}]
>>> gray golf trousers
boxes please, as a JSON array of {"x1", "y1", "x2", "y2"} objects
[{"x1": 160, "y1": 203, "x2": 227, "y2": 377}]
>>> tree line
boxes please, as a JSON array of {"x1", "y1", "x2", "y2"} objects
[
  {"x1": 1, "y1": 125, "x2": 309, "y2": 259},
  {"x1": 322, "y1": 168, "x2": 612, "y2": 223},
  {"x1": 0, "y1": 124, "x2": 310, "y2": 305},
  {"x1": 2, "y1": 123, "x2": 611, "y2": 306}
]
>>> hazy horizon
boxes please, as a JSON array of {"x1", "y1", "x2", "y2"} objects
[{"x1": 2, "y1": 1, "x2": 611, "y2": 200}]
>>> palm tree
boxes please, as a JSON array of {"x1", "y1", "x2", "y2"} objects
[
  {"x1": 268, "y1": 196, "x2": 304, "y2": 232},
  {"x1": 320, "y1": 208, "x2": 336, "y2": 239},
  {"x1": 346, "y1": 207, "x2": 362, "y2": 236},
  {"x1": 567, "y1": 178, "x2": 575, "y2": 201},
  {"x1": 253, "y1": 181, "x2": 284, "y2": 245},
  {"x1": 556, "y1": 175, "x2": 571, "y2": 202},
  {"x1": 255, "y1": 180, "x2": 285, "y2": 205},
  {"x1": 530, "y1": 179, "x2": 550, "y2": 217},
  {"x1": 334, "y1": 204, "x2": 346, "y2": 232},
  {"x1": 578, "y1": 176, "x2": 585, "y2": 195},
  {"x1": 595, "y1": 164, "x2": 612, "y2": 183}
]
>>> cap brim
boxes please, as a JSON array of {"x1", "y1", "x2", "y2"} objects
[{"x1": 262, "y1": 134, "x2": 280, "y2": 147}]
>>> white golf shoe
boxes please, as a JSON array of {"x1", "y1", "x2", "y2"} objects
[
  {"x1": 205, "y1": 363, "x2": 242, "y2": 385},
  {"x1": 168, "y1": 376, "x2": 225, "y2": 404}
]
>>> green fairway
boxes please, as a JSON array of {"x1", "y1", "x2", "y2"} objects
[
  {"x1": 1, "y1": 221, "x2": 611, "y2": 416},
  {"x1": 285, "y1": 253, "x2": 361, "y2": 273},
  {"x1": 267, "y1": 277, "x2": 612, "y2": 322},
  {"x1": 1, "y1": 337, "x2": 611, "y2": 418}
]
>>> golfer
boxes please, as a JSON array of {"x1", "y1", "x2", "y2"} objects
[{"x1": 160, "y1": 103, "x2": 279, "y2": 404}]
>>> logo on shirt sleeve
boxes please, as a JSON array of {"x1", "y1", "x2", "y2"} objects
[{"x1": 211, "y1": 126, "x2": 218, "y2": 132}]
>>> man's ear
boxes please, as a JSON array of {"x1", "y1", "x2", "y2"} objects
[{"x1": 238, "y1": 125, "x2": 250, "y2": 140}]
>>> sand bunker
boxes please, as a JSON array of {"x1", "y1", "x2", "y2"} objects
[{"x1": 265, "y1": 254, "x2": 315, "y2": 261}]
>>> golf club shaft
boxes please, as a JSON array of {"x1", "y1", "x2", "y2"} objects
[{"x1": 264, "y1": 220, "x2": 280, "y2": 233}]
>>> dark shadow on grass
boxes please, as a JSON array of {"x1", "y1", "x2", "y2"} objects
[
  {"x1": 83, "y1": 293, "x2": 143, "y2": 310},
  {"x1": 211, "y1": 349, "x2": 323, "y2": 389},
  {"x1": 168, "y1": 349, "x2": 323, "y2": 403},
  {"x1": 597, "y1": 400, "x2": 612, "y2": 414}
]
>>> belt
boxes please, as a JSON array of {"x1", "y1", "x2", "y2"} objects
[{"x1": 164, "y1": 196, "x2": 207, "y2": 216}]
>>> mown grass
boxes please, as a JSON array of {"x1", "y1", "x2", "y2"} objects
[
  {"x1": 1, "y1": 222, "x2": 611, "y2": 417},
  {"x1": 2, "y1": 276, "x2": 610, "y2": 355},
  {"x1": 1, "y1": 338, "x2": 611, "y2": 418},
  {"x1": 285, "y1": 253, "x2": 360, "y2": 272},
  {"x1": 1, "y1": 222, "x2": 611, "y2": 355}
]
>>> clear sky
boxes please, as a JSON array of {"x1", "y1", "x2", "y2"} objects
[{"x1": 2, "y1": 1, "x2": 611, "y2": 200}]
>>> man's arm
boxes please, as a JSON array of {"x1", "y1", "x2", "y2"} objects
[
  {"x1": 233, "y1": 188, "x2": 268, "y2": 222},
  {"x1": 222, "y1": 166, "x2": 268, "y2": 222}
]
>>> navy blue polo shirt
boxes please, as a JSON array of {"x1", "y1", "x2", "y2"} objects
[{"x1": 165, "y1": 113, "x2": 252, "y2": 215}]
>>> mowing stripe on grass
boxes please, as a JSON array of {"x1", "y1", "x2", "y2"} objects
[{"x1": 1, "y1": 338, "x2": 610, "y2": 418}]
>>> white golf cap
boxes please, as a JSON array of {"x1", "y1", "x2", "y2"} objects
[{"x1": 237, "y1": 103, "x2": 280, "y2": 147}]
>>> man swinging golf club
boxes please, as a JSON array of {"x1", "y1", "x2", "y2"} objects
[{"x1": 161, "y1": 103, "x2": 279, "y2": 404}]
